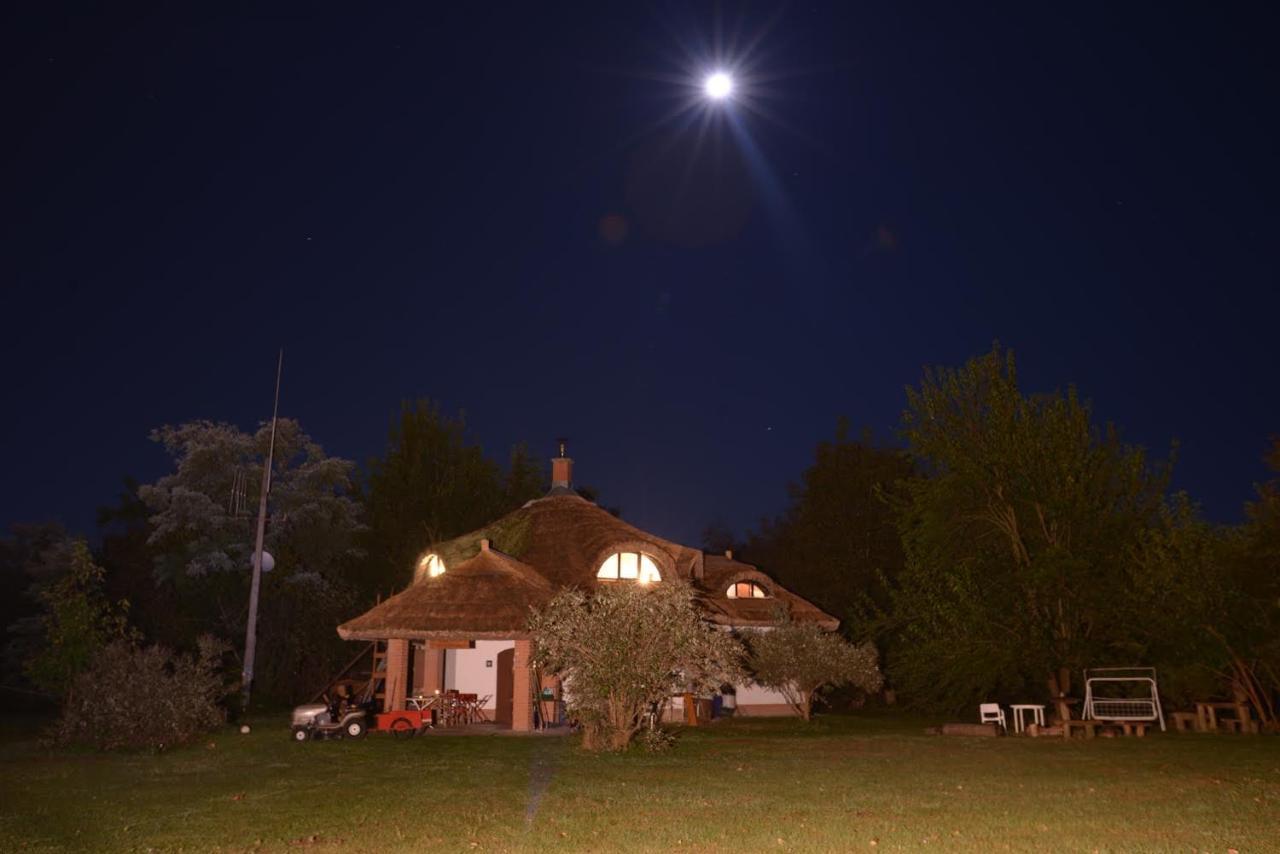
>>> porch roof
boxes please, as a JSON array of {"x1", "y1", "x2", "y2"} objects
[{"x1": 337, "y1": 547, "x2": 552, "y2": 641}]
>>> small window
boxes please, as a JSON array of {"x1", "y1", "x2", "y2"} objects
[
  {"x1": 726, "y1": 581, "x2": 767, "y2": 599},
  {"x1": 417, "y1": 553, "x2": 446, "y2": 579},
  {"x1": 596, "y1": 552, "x2": 662, "y2": 583}
]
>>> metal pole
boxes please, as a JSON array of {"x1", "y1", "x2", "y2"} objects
[{"x1": 241, "y1": 349, "x2": 283, "y2": 711}]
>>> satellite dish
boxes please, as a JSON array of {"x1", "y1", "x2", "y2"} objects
[{"x1": 259, "y1": 551, "x2": 275, "y2": 573}]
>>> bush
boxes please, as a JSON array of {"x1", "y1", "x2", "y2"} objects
[
  {"x1": 54, "y1": 635, "x2": 230, "y2": 750},
  {"x1": 745, "y1": 618, "x2": 884, "y2": 720},
  {"x1": 531, "y1": 581, "x2": 743, "y2": 751},
  {"x1": 637, "y1": 725, "x2": 677, "y2": 753}
]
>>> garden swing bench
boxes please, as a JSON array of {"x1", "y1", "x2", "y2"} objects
[{"x1": 1082, "y1": 667, "x2": 1166, "y2": 732}]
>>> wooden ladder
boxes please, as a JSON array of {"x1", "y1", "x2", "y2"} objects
[{"x1": 370, "y1": 641, "x2": 387, "y2": 706}]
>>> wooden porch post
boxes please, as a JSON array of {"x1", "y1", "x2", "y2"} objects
[
  {"x1": 383, "y1": 638, "x2": 409, "y2": 712},
  {"x1": 419, "y1": 646, "x2": 443, "y2": 695},
  {"x1": 512, "y1": 639, "x2": 534, "y2": 732}
]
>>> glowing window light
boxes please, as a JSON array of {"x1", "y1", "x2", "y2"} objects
[
  {"x1": 417, "y1": 553, "x2": 446, "y2": 579},
  {"x1": 726, "y1": 581, "x2": 768, "y2": 599},
  {"x1": 596, "y1": 552, "x2": 663, "y2": 583}
]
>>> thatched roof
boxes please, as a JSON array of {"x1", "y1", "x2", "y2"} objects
[
  {"x1": 338, "y1": 492, "x2": 838, "y2": 640},
  {"x1": 698, "y1": 554, "x2": 839, "y2": 631},
  {"x1": 422, "y1": 493, "x2": 704, "y2": 588},
  {"x1": 338, "y1": 546, "x2": 553, "y2": 641}
]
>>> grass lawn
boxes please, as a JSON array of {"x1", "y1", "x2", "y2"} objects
[{"x1": 2, "y1": 713, "x2": 1278, "y2": 852}]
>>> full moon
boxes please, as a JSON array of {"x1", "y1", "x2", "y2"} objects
[{"x1": 704, "y1": 71, "x2": 733, "y2": 100}]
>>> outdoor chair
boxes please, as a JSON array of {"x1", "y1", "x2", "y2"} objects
[{"x1": 979, "y1": 703, "x2": 1007, "y2": 730}]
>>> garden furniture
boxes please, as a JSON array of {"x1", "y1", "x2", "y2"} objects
[
  {"x1": 979, "y1": 703, "x2": 1006, "y2": 729},
  {"x1": 1009, "y1": 704, "x2": 1045, "y2": 734},
  {"x1": 1196, "y1": 701, "x2": 1247, "y2": 733}
]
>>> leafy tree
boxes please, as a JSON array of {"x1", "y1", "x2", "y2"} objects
[
  {"x1": 96, "y1": 479, "x2": 183, "y2": 647},
  {"x1": 141, "y1": 419, "x2": 361, "y2": 582},
  {"x1": 138, "y1": 418, "x2": 362, "y2": 702},
  {"x1": 1, "y1": 523, "x2": 67, "y2": 692},
  {"x1": 504, "y1": 443, "x2": 546, "y2": 509},
  {"x1": 889, "y1": 346, "x2": 1168, "y2": 710},
  {"x1": 1128, "y1": 441, "x2": 1280, "y2": 728},
  {"x1": 530, "y1": 582, "x2": 743, "y2": 751},
  {"x1": 359, "y1": 402, "x2": 507, "y2": 597},
  {"x1": 24, "y1": 539, "x2": 134, "y2": 701},
  {"x1": 744, "y1": 617, "x2": 884, "y2": 720},
  {"x1": 359, "y1": 402, "x2": 549, "y2": 596},
  {"x1": 744, "y1": 419, "x2": 911, "y2": 634},
  {"x1": 1124, "y1": 497, "x2": 1232, "y2": 703}
]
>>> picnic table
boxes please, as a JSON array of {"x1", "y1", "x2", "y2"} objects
[{"x1": 408, "y1": 691, "x2": 491, "y2": 727}]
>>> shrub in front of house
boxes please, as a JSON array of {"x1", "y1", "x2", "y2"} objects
[
  {"x1": 54, "y1": 635, "x2": 230, "y2": 750},
  {"x1": 531, "y1": 581, "x2": 743, "y2": 751},
  {"x1": 745, "y1": 619, "x2": 884, "y2": 720}
]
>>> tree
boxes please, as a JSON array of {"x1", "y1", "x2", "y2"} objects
[
  {"x1": 745, "y1": 617, "x2": 883, "y2": 720},
  {"x1": 530, "y1": 582, "x2": 743, "y2": 751},
  {"x1": 1127, "y1": 440, "x2": 1280, "y2": 729},
  {"x1": 96, "y1": 479, "x2": 183, "y2": 648},
  {"x1": 24, "y1": 539, "x2": 133, "y2": 701},
  {"x1": 1, "y1": 522, "x2": 68, "y2": 692},
  {"x1": 889, "y1": 345, "x2": 1168, "y2": 710},
  {"x1": 359, "y1": 402, "x2": 508, "y2": 597},
  {"x1": 138, "y1": 418, "x2": 362, "y2": 702},
  {"x1": 504, "y1": 443, "x2": 547, "y2": 509},
  {"x1": 744, "y1": 419, "x2": 911, "y2": 635}
]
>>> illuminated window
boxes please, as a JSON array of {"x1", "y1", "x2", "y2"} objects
[
  {"x1": 726, "y1": 581, "x2": 767, "y2": 599},
  {"x1": 416, "y1": 553, "x2": 446, "y2": 579},
  {"x1": 596, "y1": 552, "x2": 662, "y2": 583}
]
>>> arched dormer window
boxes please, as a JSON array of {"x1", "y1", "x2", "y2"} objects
[
  {"x1": 596, "y1": 552, "x2": 662, "y2": 584},
  {"x1": 416, "y1": 553, "x2": 446, "y2": 580},
  {"x1": 726, "y1": 581, "x2": 768, "y2": 599}
]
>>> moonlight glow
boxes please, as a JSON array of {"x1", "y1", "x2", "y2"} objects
[{"x1": 704, "y1": 71, "x2": 733, "y2": 100}]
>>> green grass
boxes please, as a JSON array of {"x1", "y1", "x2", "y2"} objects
[{"x1": 2, "y1": 713, "x2": 1277, "y2": 852}]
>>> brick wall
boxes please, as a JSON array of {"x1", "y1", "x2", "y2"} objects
[
  {"x1": 512, "y1": 639, "x2": 534, "y2": 732},
  {"x1": 383, "y1": 638, "x2": 409, "y2": 712}
]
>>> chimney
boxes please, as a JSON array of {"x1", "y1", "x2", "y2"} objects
[
  {"x1": 480, "y1": 538, "x2": 490, "y2": 552},
  {"x1": 551, "y1": 437, "x2": 573, "y2": 489},
  {"x1": 724, "y1": 549, "x2": 734, "y2": 560}
]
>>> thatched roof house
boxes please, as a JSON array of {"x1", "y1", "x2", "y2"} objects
[{"x1": 338, "y1": 446, "x2": 837, "y2": 729}]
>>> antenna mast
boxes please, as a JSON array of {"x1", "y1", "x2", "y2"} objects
[{"x1": 241, "y1": 349, "x2": 283, "y2": 711}]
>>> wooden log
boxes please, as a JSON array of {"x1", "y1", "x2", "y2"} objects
[
  {"x1": 1062, "y1": 719, "x2": 1101, "y2": 739},
  {"x1": 939, "y1": 723, "x2": 1001, "y2": 737}
]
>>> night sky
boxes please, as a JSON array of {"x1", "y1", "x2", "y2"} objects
[{"x1": 4, "y1": 2, "x2": 1277, "y2": 547}]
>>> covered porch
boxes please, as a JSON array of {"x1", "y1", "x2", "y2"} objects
[
  {"x1": 338, "y1": 540, "x2": 560, "y2": 733},
  {"x1": 378, "y1": 636, "x2": 550, "y2": 733}
]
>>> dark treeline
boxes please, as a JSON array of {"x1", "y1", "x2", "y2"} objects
[
  {"x1": 729, "y1": 346, "x2": 1280, "y2": 723},
  {"x1": 1, "y1": 401, "x2": 546, "y2": 708},
  {"x1": 4, "y1": 349, "x2": 1278, "y2": 724}
]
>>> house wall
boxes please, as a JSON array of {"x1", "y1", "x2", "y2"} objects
[
  {"x1": 444, "y1": 640, "x2": 514, "y2": 710},
  {"x1": 734, "y1": 681, "x2": 796, "y2": 715},
  {"x1": 662, "y1": 682, "x2": 798, "y2": 719}
]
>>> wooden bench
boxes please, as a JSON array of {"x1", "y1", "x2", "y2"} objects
[
  {"x1": 1062, "y1": 720, "x2": 1102, "y2": 739},
  {"x1": 1171, "y1": 711, "x2": 1198, "y2": 733}
]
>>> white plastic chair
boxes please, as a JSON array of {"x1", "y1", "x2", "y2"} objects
[{"x1": 979, "y1": 703, "x2": 1007, "y2": 729}]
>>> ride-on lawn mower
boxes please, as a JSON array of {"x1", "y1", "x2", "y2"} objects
[{"x1": 290, "y1": 686, "x2": 372, "y2": 742}]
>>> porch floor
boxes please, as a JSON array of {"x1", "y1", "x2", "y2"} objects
[{"x1": 413, "y1": 722, "x2": 573, "y2": 737}]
